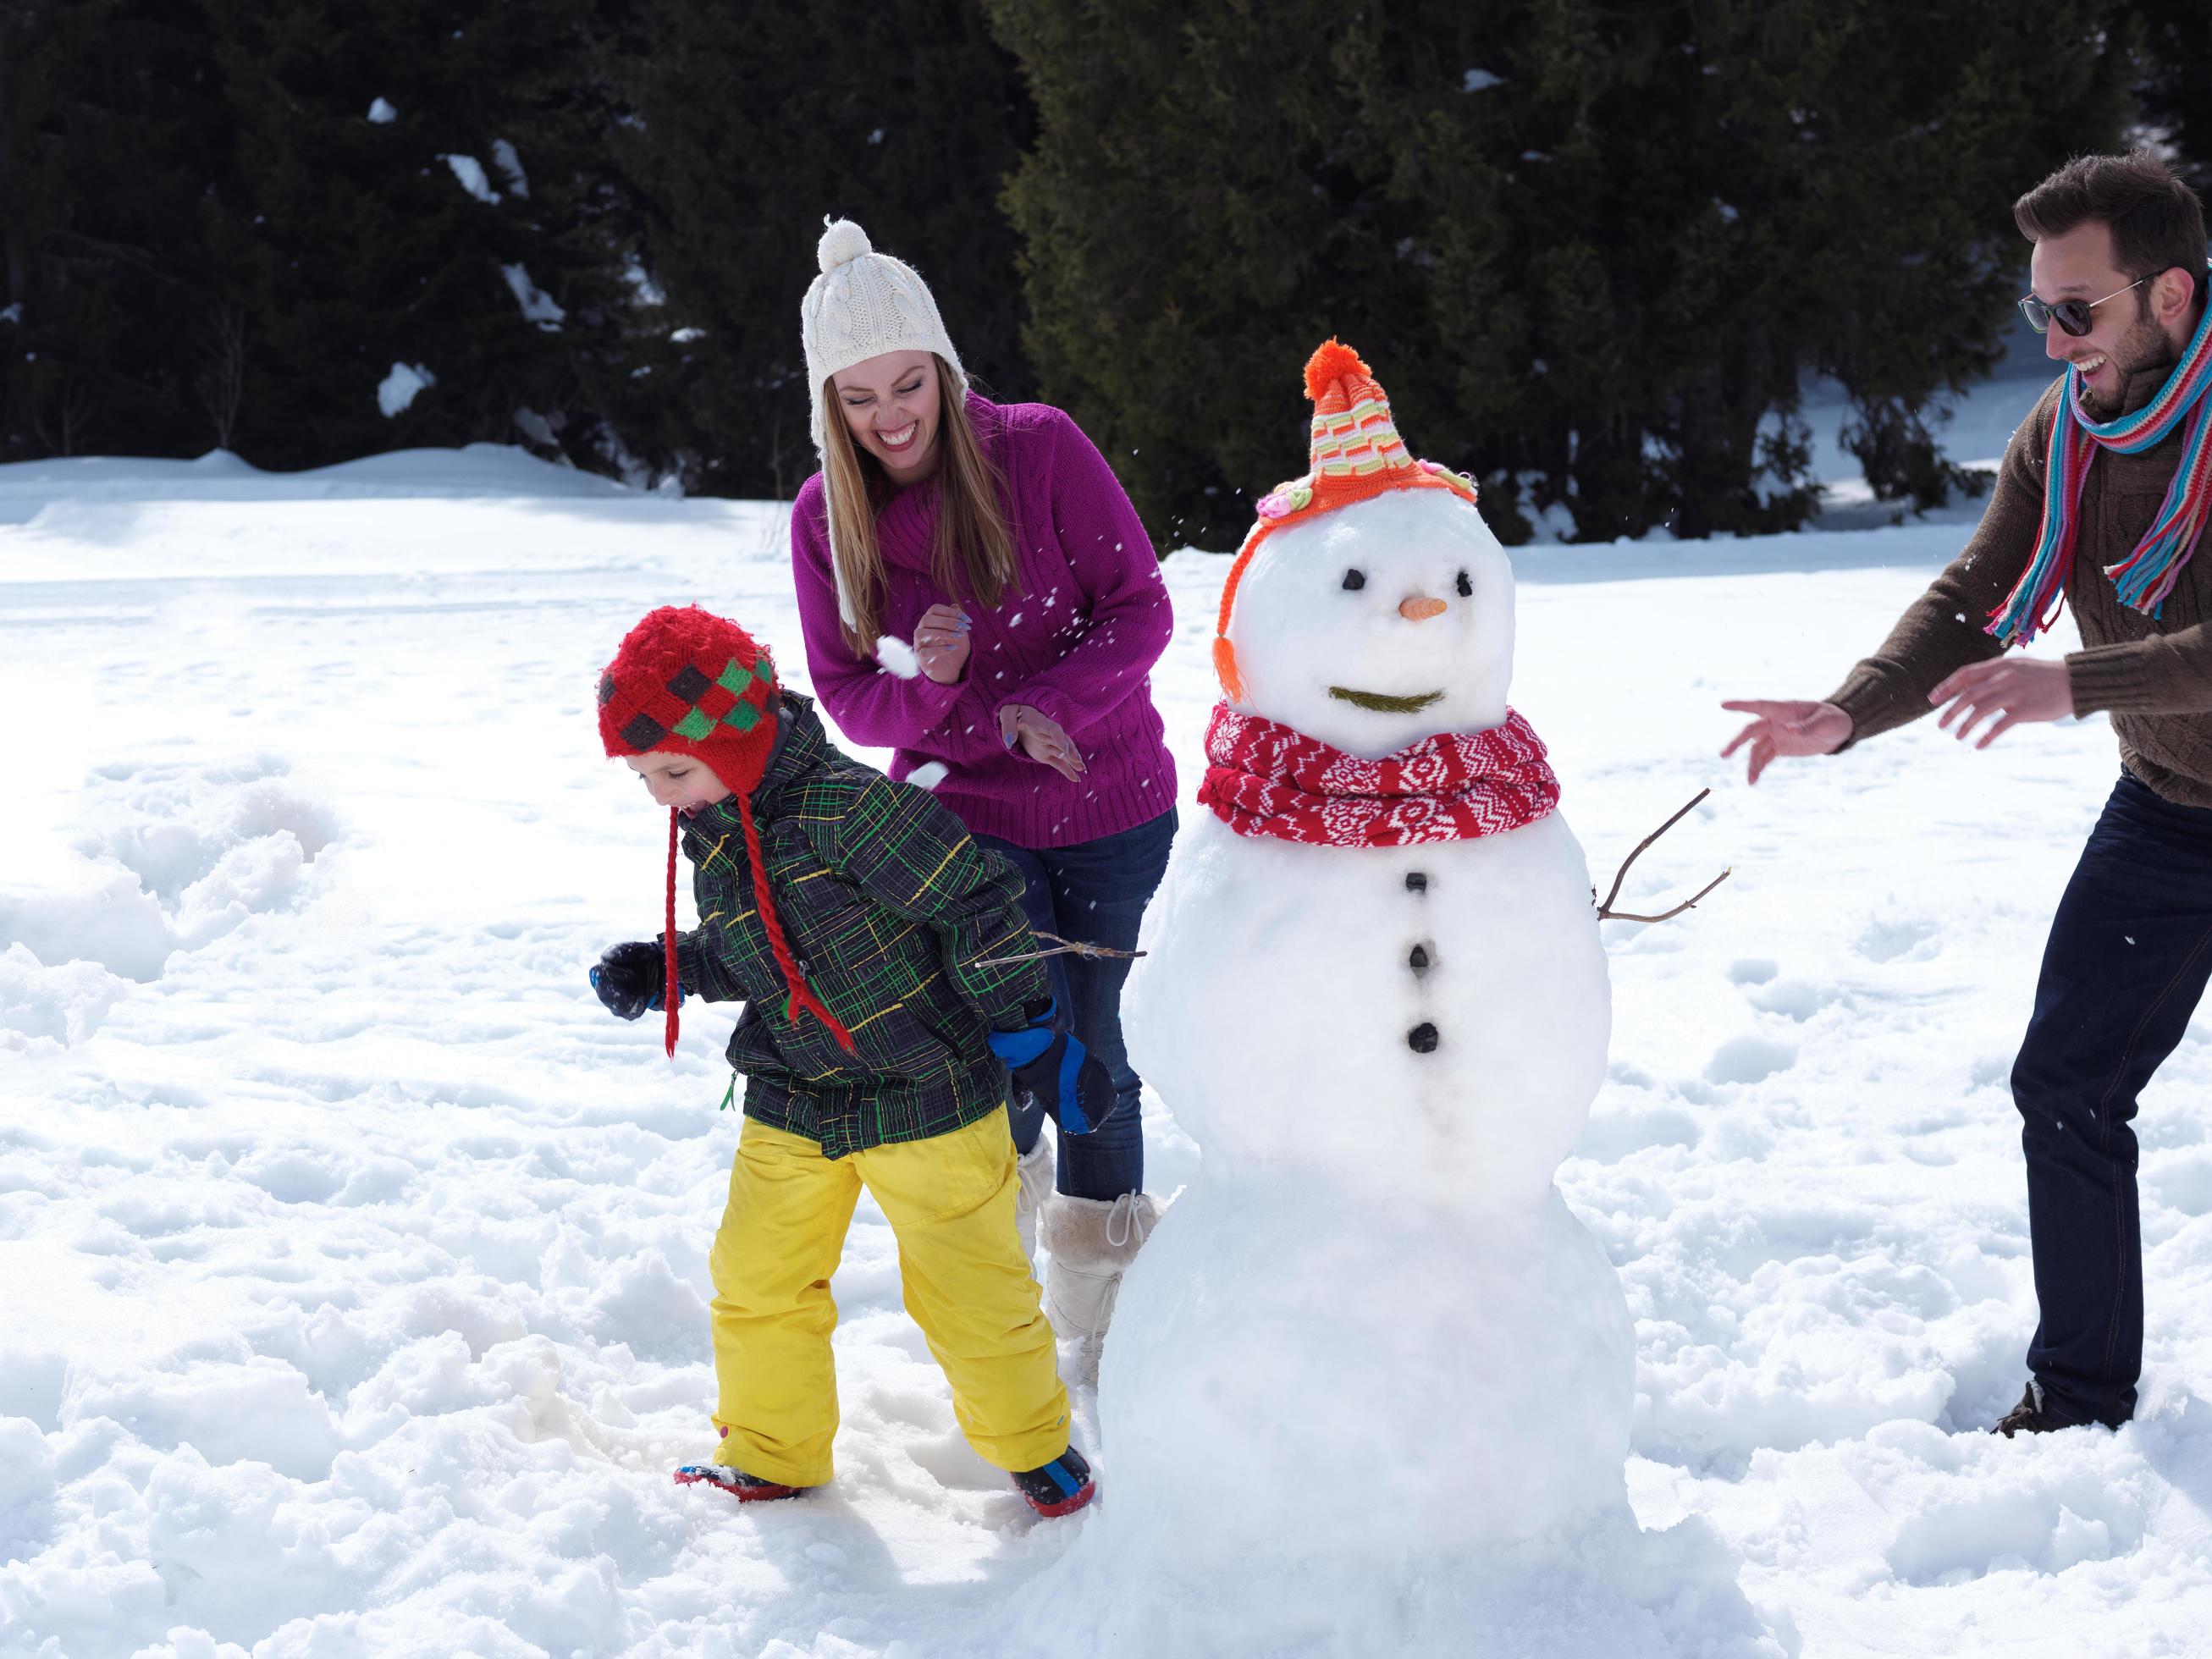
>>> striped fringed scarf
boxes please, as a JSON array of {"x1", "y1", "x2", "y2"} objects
[{"x1": 1990, "y1": 277, "x2": 2212, "y2": 647}]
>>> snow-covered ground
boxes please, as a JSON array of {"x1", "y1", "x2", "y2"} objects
[{"x1": 6, "y1": 408, "x2": 2212, "y2": 1657}]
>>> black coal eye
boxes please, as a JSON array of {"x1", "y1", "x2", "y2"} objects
[
  {"x1": 1342, "y1": 569, "x2": 1366, "y2": 591},
  {"x1": 1455, "y1": 570, "x2": 1473, "y2": 598}
]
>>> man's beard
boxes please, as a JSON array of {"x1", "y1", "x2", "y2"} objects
[{"x1": 2080, "y1": 307, "x2": 2174, "y2": 417}]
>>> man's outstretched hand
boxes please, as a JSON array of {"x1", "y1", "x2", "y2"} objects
[
  {"x1": 1928, "y1": 657, "x2": 2074, "y2": 747},
  {"x1": 1719, "y1": 700, "x2": 1851, "y2": 785}
]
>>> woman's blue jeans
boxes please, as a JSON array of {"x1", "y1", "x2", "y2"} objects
[
  {"x1": 2011, "y1": 772, "x2": 2212, "y2": 1427},
  {"x1": 979, "y1": 808, "x2": 1177, "y2": 1202}
]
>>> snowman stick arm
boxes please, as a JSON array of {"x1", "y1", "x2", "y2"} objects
[
  {"x1": 1594, "y1": 789, "x2": 1708, "y2": 916},
  {"x1": 1597, "y1": 867, "x2": 1732, "y2": 925},
  {"x1": 968, "y1": 930, "x2": 1147, "y2": 968},
  {"x1": 1595, "y1": 789, "x2": 1728, "y2": 923}
]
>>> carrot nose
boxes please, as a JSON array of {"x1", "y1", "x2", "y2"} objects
[{"x1": 1399, "y1": 596, "x2": 1447, "y2": 621}]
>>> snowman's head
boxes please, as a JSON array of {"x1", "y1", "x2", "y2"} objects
[
  {"x1": 1214, "y1": 340, "x2": 1514, "y2": 757},
  {"x1": 1225, "y1": 488, "x2": 1513, "y2": 756}
]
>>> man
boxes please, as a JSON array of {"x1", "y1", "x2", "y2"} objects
[{"x1": 1722, "y1": 149, "x2": 2212, "y2": 1437}]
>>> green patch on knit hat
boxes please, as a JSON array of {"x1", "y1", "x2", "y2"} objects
[
  {"x1": 672, "y1": 707, "x2": 717, "y2": 741},
  {"x1": 717, "y1": 655, "x2": 772, "y2": 695},
  {"x1": 722, "y1": 699, "x2": 761, "y2": 734}
]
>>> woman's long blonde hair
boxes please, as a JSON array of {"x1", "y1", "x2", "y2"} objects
[{"x1": 822, "y1": 354, "x2": 1019, "y2": 657}]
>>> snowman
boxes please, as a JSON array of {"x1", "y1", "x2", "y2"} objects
[
  {"x1": 1158, "y1": 340, "x2": 1613, "y2": 1212},
  {"x1": 1007, "y1": 344, "x2": 1773, "y2": 1656}
]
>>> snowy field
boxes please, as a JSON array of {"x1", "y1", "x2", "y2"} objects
[{"x1": 5, "y1": 402, "x2": 2212, "y2": 1656}]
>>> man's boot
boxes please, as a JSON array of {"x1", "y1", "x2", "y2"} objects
[
  {"x1": 1040, "y1": 1191, "x2": 1162, "y2": 1388},
  {"x1": 1992, "y1": 1381, "x2": 2099, "y2": 1437},
  {"x1": 1014, "y1": 1134, "x2": 1054, "y2": 1260}
]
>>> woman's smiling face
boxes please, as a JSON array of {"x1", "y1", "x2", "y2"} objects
[{"x1": 832, "y1": 350, "x2": 943, "y2": 484}]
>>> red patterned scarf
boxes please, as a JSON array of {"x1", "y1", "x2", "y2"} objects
[{"x1": 1198, "y1": 703, "x2": 1559, "y2": 847}]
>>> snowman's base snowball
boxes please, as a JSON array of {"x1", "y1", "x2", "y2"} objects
[
  {"x1": 1103, "y1": 1177, "x2": 1640, "y2": 1552},
  {"x1": 988, "y1": 1506, "x2": 1782, "y2": 1658},
  {"x1": 970, "y1": 1175, "x2": 1781, "y2": 1656}
]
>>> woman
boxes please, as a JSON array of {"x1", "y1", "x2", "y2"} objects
[{"x1": 789, "y1": 218, "x2": 1176, "y2": 1387}]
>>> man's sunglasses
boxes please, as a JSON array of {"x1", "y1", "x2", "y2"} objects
[{"x1": 2019, "y1": 275, "x2": 2151, "y2": 337}]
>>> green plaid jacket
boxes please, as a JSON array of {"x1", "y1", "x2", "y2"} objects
[{"x1": 671, "y1": 694, "x2": 1049, "y2": 1158}]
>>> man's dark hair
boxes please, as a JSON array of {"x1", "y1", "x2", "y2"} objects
[{"x1": 2016, "y1": 149, "x2": 2208, "y2": 307}]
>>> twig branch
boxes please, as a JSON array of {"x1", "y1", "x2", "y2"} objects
[
  {"x1": 1596, "y1": 788, "x2": 1730, "y2": 924},
  {"x1": 1598, "y1": 867, "x2": 1731, "y2": 923},
  {"x1": 969, "y1": 929, "x2": 1148, "y2": 969}
]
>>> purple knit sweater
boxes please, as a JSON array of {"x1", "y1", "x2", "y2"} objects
[{"x1": 792, "y1": 395, "x2": 1177, "y2": 849}]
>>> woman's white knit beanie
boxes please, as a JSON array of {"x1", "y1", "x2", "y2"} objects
[{"x1": 800, "y1": 218, "x2": 966, "y2": 630}]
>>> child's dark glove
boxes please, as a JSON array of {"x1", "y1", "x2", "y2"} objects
[
  {"x1": 987, "y1": 997, "x2": 1117, "y2": 1134},
  {"x1": 590, "y1": 940, "x2": 685, "y2": 1021}
]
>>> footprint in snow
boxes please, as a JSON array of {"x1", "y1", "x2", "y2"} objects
[{"x1": 1702, "y1": 1033, "x2": 1799, "y2": 1086}]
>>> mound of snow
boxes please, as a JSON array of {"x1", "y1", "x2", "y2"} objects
[
  {"x1": 0, "y1": 444, "x2": 637, "y2": 522},
  {"x1": 1, "y1": 753, "x2": 337, "y2": 981},
  {"x1": 0, "y1": 944, "x2": 127, "y2": 1050}
]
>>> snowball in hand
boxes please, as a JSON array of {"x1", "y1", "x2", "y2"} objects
[{"x1": 874, "y1": 635, "x2": 920, "y2": 679}]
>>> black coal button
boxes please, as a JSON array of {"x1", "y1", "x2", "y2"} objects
[
  {"x1": 1409, "y1": 1022, "x2": 1439, "y2": 1054},
  {"x1": 1409, "y1": 945, "x2": 1431, "y2": 973},
  {"x1": 1404, "y1": 872, "x2": 1428, "y2": 894}
]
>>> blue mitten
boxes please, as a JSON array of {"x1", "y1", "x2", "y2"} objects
[
  {"x1": 590, "y1": 940, "x2": 687, "y2": 1021},
  {"x1": 987, "y1": 998, "x2": 1117, "y2": 1134}
]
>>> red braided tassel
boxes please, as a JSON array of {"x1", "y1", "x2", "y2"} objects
[
  {"x1": 736, "y1": 796, "x2": 858, "y2": 1055},
  {"x1": 664, "y1": 807, "x2": 681, "y2": 1059}
]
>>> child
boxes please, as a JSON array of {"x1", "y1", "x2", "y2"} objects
[{"x1": 590, "y1": 604, "x2": 1113, "y2": 1516}]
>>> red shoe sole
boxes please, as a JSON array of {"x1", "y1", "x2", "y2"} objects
[
  {"x1": 1020, "y1": 1478, "x2": 1095, "y2": 1518},
  {"x1": 673, "y1": 1466, "x2": 803, "y2": 1502}
]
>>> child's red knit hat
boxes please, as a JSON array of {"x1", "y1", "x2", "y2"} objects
[{"x1": 598, "y1": 605, "x2": 855, "y2": 1059}]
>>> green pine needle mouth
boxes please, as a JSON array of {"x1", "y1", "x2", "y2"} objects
[{"x1": 1328, "y1": 686, "x2": 1444, "y2": 714}]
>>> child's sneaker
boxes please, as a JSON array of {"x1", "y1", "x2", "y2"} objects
[
  {"x1": 673, "y1": 1463, "x2": 807, "y2": 1502},
  {"x1": 1011, "y1": 1446, "x2": 1095, "y2": 1517}
]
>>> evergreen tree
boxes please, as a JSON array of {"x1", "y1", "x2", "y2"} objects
[
  {"x1": 603, "y1": 0, "x2": 1034, "y2": 497},
  {"x1": 979, "y1": 3, "x2": 1426, "y2": 548},
  {"x1": 2134, "y1": 1, "x2": 2212, "y2": 197},
  {"x1": 1, "y1": 0, "x2": 232, "y2": 460},
  {"x1": 987, "y1": 0, "x2": 2138, "y2": 548},
  {"x1": 201, "y1": 0, "x2": 649, "y2": 472}
]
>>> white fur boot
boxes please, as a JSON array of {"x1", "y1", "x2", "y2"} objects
[
  {"x1": 1013, "y1": 1133, "x2": 1055, "y2": 1261},
  {"x1": 1040, "y1": 1191, "x2": 1163, "y2": 1389}
]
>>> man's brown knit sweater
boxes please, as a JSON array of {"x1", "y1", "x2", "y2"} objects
[{"x1": 1827, "y1": 361, "x2": 2212, "y2": 807}]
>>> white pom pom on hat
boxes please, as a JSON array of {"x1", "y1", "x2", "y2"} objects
[
  {"x1": 817, "y1": 217, "x2": 874, "y2": 273},
  {"x1": 798, "y1": 217, "x2": 969, "y2": 630}
]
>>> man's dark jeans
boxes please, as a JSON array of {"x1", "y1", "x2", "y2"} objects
[
  {"x1": 2011, "y1": 771, "x2": 2212, "y2": 1427},
  {"x1": 981, "y1": 808, "x2": 1177, "y2": 1203}
]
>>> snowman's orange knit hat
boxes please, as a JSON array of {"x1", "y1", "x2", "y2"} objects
[{"x1": 1212, "y1": 340, "x2": 1481, "y2": 702}]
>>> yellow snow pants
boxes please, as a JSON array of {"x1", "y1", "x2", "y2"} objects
[{"x1": 707, "y1": 1105, "x2": 1069, "y2": 1487}]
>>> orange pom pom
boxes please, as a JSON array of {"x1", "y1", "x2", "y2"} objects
[{"x1": 1303, "y1": 339, "x2": 1371, "y2": 405}]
